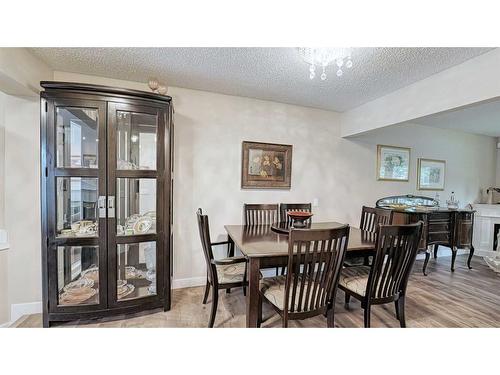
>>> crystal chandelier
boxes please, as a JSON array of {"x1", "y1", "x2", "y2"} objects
[{"x1": 297, "y1": 48, "x2": 353, "y2": 80}]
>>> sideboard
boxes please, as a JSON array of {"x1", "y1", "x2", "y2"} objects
[{"x1": 376, "y1": 195, "x2": 475, "y2": 275}]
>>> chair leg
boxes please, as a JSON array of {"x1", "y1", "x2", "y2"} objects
[
  {"x1": 226, "y1": 288, "x2": 231, "y2": 294},
  {"x1": 467, "y1": 246, "x2": 475, "y2": 269},
  {"x1": 243, "y1": 286, "x2": 246, "y2": 296},
  {"x1": 394, "y1": 300, "x2": 400, "y2": 320},
  {"x1": 257, "y1": 293, "x2": 262, "y2": 328},
  {"x1": 327, "y1": 308, "x2": 335, "y2": 328},
  {"x1": 423, "y1": 250, "x2": 430, "y2": 276},
  {"x1": 364, "y1": 304, "x2": 371, "y2": 328},
  {"x1": 344, "y1": 292, "x2": 351, "y2": 309},
  {"x1": 202, "y1": 280, "x2": 210, "y2": 304},
  {"x1": 397, "y1": 296, "x2": 406, "y2": 328},
  {"x1": 451, "y1": 247, "x2": 457, "y2": 272},
  {"x1": 280, "y1": 267, "x2": 286, "y2": 276},
  {"x1": 433, "y1": 244, "x2": 439, "y2": 259},
  {"x1": 208, "y1": 287, "x2": 219, "y2": 328},
  {"x1": 282, "y1": 317, "x2": 288, "y2": 328}
]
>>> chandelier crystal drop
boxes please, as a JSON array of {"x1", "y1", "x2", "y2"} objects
[{"x1": 298, "y1": 48, "x2": 353, "y2": 81}]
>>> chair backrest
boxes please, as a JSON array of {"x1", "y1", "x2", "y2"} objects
[
  {"x1": 284, "y1": 225, "x2": 350, "y2": 315},
  {"x1": 360, "y1": 206, "x2": 393, "y2": 234},
  {"x1": 196, "y1": 208, "x2": 217, "y2": 283},
  {"x1": 366, "y1": 222, "x2": 423, "y2": 303},
  {"x1": 280, "y1": 203, "x2": 312, "y2": 224},
  {"x1": 244, "y1": 204, "x2": 278, "y2": 225}
]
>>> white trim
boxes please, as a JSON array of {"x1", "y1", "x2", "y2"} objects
[
  {"x1": 172, "y1": 276, "x2": 205, "y2": 290},
  {"x1": 10, "y1": 301, "x2": 42, "y2": 324},
  {"x1": 0, "y1": 321, "x2": 12, "y2": 328}
]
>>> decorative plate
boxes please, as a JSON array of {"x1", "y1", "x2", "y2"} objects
[
  {"x1": 59, "y1": 288, "x2": 97, "y2": 305},
  {"x1": 81, "y1": 266, "x2": 99, "y2": 282},
  {"x1": 63, "y1": 277, "x2": 94, "y2": 293},
  {"x1": 117, "y1": 283, "x2": 135, "y2": 299},
  {"x1": 133, "y1": 216, "x2": 153, "y2": 234}
]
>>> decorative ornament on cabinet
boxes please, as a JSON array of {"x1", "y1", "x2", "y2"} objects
[{"x1": 148, "y1": 78, "x2": 168, "y2": 95}]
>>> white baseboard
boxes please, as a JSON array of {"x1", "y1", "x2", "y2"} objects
[
  {"x1": 172, "y1": 276, "x2": 206, "y2": 290},
  {"x1": 10, "y1": 301, "x2": 42, "y2": 324},
  {"x1": 0, "y1": 321, "x2": 12, "y2": 328}
]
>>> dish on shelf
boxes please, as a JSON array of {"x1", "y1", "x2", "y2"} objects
[
  {"x1": 81, "y1": 266, "x2": 99, "y2": 282},
  {"x1": 59, "y1": 288, "x2": 97, "y2": 305},
  {"x1": 117, "y1": 283, "x2": 135, "y2": 299},
  {"x1": 125, "y1": 266, "x2": 145, "y2": 279},
  {"x1": 58, "y1": 220, "x2": 98, "y2": 237},
  {"x1": 63, "y1": 277, "x2": 94, "y2": 293},
  {"x1": 120, "y1": 212, "x2": 156, "y2": 235},
  {"x1": 133, "y1": 216, "x2": 153, "y2": 234}
]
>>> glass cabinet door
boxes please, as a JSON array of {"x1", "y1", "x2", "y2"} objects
[
  {"x1": 47, "y1": 99, "x2": 108, "y2": 311},
  {"x1": 107, "y1": 102, "x2": 166, "y2": 307}
]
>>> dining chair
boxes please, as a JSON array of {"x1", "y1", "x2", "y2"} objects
[
  {"x1": 244, "y1": 204, "x2": 280, "y2": 275},
  {"x1": 244, "y1": 204, "x2": 279, "y2": 225},
  {"x1": 358, "y1": 206, "x2": 393, "y2": 265},
  {"x1": 196, "y1": 208, "x2": 248, "y2": 328},
  {"x1": 258, "y1": 225, "x2": 350, "y2": 328},
  {"x1": 279, "y1": 203, "x2": 312, "y2": 224},
  {"x1": 339, "y1": 222, "x2": 423, "y2": 328},
  {"x1": 360, "y1": 206, "x2": 393, "y2": 233}
]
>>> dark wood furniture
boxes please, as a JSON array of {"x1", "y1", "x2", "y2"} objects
[
  {"x1": 40, "y1": 82, "x2": 173, "y2": 327},
  {"x1": 196, "y1": 209, "x2": 247, "y2": 327},
  {"x1": 340, "y1": 222, "x2": 423, "y2": 327},
  {"x1": 224, "y1": 222, "x2": 377, "y2": 327},
  {"x1": 259, "y1": 226, "x2": 350, "y2": 328},
  {"x1": 360, "y1": 206, "x2": 393, "y2": 233},
  {"x1": 244, "y1": 204, "x2": 279, "y2": 225},
  {"x1": 357, "y1": 206, "x2": 393, "y2": 265},
  {"x1": 279, "y1": 203, "x2": 312, "y2": 225},
  {"x1": 376, "y1": 195, "x2": 475, "y2": 274}
]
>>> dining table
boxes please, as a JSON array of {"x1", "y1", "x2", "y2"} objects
[{"x1": 224, "y1": 221, "x2": 377, "y2": 327}]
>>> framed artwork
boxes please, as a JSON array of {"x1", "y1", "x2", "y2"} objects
[
  {"x1": 417, "y1": 158, "x2": 446, "y2": 190},
  {"x1": 377, "y1": 145, "x2": 410, "y2": 181},
  {"x1": 241, "y1": 141, "x2": 292, "y2": 189}
]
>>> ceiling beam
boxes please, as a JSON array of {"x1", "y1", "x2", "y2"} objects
[{"x1": 340, "y1": 48, "x2": 500, "y2": 137}]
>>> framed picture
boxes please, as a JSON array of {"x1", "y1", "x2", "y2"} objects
[
  {"x1": 241, "y1": 141, "x2": 292, "y2": 189},
  {"x1": 417, "y1": 158, "x2": 446, "y2": 190},
  {"x1": 377, "y1": 145, "x2": 410, "y2": 181}
]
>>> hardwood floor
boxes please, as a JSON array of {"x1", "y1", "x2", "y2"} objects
[{"x1": 11, "y1": 255, "x2": 500, "y2": 328}]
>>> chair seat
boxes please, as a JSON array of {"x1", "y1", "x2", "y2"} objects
[
  {"x1": 339, "y1": 266, "x2": 371, "y2": 296},
  {"x1": 260, "y1": 275, "x2": 316, "y2": 312},
  {"x1": 216, "y1": 260, "x2": 246, "y2": 284}
]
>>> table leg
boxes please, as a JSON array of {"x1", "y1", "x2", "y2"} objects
[
  {"x1": 246, "y1": 257, "x2": 260, "y2": 328},
  {"x1": 227, "y1": 236, "x2": 235, "y2": 257}
]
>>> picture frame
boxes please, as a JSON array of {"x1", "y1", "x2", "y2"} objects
[
  {"x1": 376, "y1": 144, "x2": 411, "y2": 181},
  {"x1": 417, "y1": 158, "x2": 446, "y2": 191},
  {"x1": 241, "y1": 141, "x2": 292, "y2": 189}
]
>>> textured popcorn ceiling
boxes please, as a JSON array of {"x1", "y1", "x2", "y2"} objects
[{"x1": 30, "y1": 47, "x2": 493, "y2": 112}]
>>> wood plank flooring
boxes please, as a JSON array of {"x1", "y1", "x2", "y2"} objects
[{"x1": 11, "y1": 255, "x2": 500, "y2": 328}]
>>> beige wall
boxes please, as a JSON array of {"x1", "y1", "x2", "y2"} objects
[
  {"x1": 0, "y1": 91, "x2": 7, "y2": 324},
  {"x1": 4, "y1": 95, "x2": 41, "y2": 307}
]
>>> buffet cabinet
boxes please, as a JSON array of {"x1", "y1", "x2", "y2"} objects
[
  {"x1": 40, "y1": 82, "x2": 173, "y2": 327},
  {"x1": 376, "y1": 195, "x2": 475, "y2": 274}
]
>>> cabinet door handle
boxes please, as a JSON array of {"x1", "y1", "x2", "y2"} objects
[
  {"x1": 98, "y1": 196, "x2": 107, "y2": 218},
  {"x1": 108, "y1": 196, "x2": 115, "y2": 218}
]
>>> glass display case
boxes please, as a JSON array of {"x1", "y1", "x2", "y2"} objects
[{"x1": 41, "y1": 82, "x2": 173, "y2": 327}]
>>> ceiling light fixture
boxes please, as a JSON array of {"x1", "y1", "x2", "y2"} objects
[{"x1": 297, "y1": 48, "x2": 353, "y2": 80}]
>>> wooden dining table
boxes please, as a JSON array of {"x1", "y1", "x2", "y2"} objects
[{"x1": 224, "y1": 222, "x2": 377, "y2": 327}]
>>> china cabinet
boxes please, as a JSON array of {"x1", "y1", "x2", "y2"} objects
[{"x1": 40, "y1": 82, "x2": 173, "y2": 327}]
